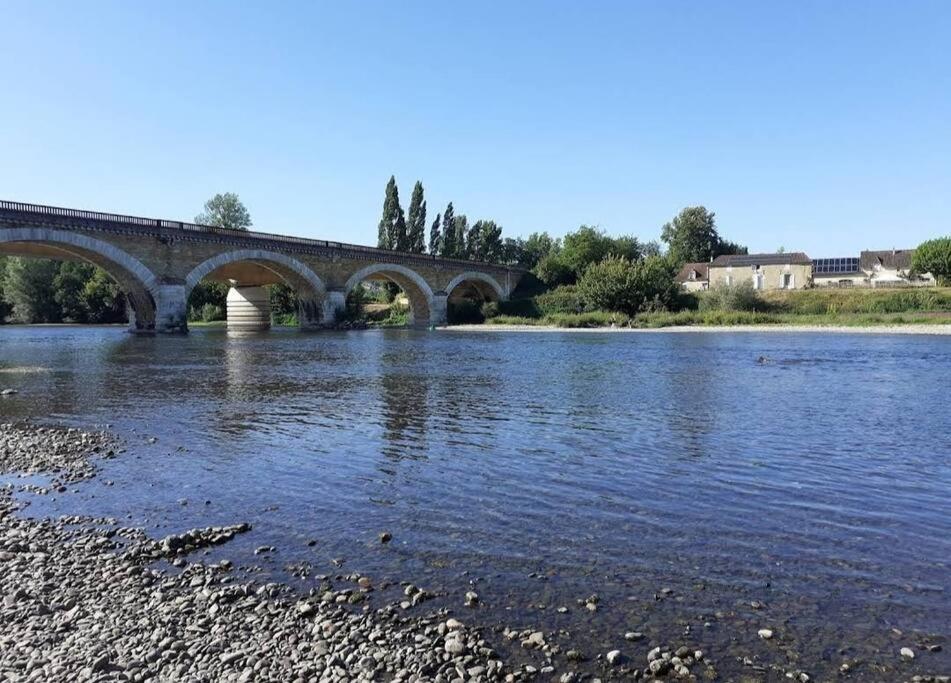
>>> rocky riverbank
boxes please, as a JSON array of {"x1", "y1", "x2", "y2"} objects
[
  {"x1": 1, "y1": 422, "x2": 948, "y2": 682},
  {"x1": 0, "y1": 423, "x2": 523, "y2": 682}
]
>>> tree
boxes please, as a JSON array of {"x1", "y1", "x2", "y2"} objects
[
  {"x1": 502, "y1": 238, "x2": 527, "y2": 267},
  {"x1": 54, "y1": 261, "x2": 95, "y2": 322},
  {"x1": 82, "y1": 267, "x2": 125, "y2": 323},
  {"x1": 377, "y1": 176, "x2": 403, "y2": 250},
  {"x1": 559, "y1": 226, "x2": 641, "y2": 279},
  {"x1": 576, "y1": 255, "x2": 679, "y2": 315},
  {"x1": 429, "y1": 213, "x2": 442, "y2": 255},
  {"x1": 2, "y1": 257, "x2": 62, "y2": 323},
  {"x1": 0, "y1": 256, "x2": 10, "y2": 322},
  {"x1": 440, "y1": 203, "x2": 456, "y2": 257},
  {"x1": 467, "y1": 220, "x2": 504, "y2": 263},
  {"x1": 195, "y1": 192, "x2": 252, "y2": 230},
  {"x1": 661, "y1": 206, "x2": 720, "y2": 264},
  {"x1": 535, "y1": 253, "x2": 574, "y2": 287},
  {"x1": 642, "y1": 240, "x2": 663, "y2": 257},
  {"x1": 392, "y1": 207, "x2": 407, "y2": 252},
  {"x1": 405, "y1": 181, "x2": 427, "y2": 253},
  {"x1": 522, "y1": 232, "x2": 559, "y2": 269},
  {"x1": 717, "y1": 239, "x2": 747, "y2": 257},
  {"x1": 451, "y1": 215, "x2": 468, "y2": 259},
  {"x1": 913, "y1": 237, "x2": 951, "y2": 285}
]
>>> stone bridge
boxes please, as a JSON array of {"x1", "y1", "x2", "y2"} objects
[{"x1": 0, "y1": 200, "x2": 525, "y2": 333}]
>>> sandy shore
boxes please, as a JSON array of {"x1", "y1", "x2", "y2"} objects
[{"x1": 443, "y1": 323, "x2": 951, "y2": 335}]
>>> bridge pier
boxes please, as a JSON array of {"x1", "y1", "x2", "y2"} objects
[
  {"x1": 155, "y1": 284, "x2": 188, "y2": 334},
  {"x1": 227, "y1": 286, "x2": 271, "y2": 331},
  {"x1": 321, "y1": 290, "x2": 347, "y2": 327},
  {"x1": 430, "y1": 293, "x2": 448, "y2": 327}
]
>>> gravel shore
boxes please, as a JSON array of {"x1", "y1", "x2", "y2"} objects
[{"x1": 0, "y1": 423, "x2": 518, "y2": 682}]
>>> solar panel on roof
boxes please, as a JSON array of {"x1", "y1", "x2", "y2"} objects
[{"x1": 812, "y1": 257, "x2": 859, "y2": 274}]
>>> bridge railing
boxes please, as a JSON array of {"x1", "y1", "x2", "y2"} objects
[{"x1": 0, "y1": 199, "x2": 522, "y2": 272}]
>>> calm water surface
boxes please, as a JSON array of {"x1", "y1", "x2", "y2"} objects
[{"x1": 1, "y1": 326, "x2": 949, "y2": 678}]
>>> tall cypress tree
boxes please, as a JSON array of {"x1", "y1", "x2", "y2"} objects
[
  {"x1": 452, "y1": 214, "x2": 468, "y2": 259},
  {"x1": 405, "y1": 181, "x2": 426, "y2": 253},
  {"x1": 440, "y1": 202, "x2": 455, "y2": 257},
  {"x1": 429, "y1": 213, "x2": 442, "y2": 255},
  {"x1": 377, "y1": 176, "x2": 402, "y2": 250},
  {"x1": 391, "y1": 207, "x2": 406, "y2": 251}
]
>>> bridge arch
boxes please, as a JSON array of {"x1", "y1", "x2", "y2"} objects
[
  {"x1": 445, "y1": 271, "x2": 507, "y2": 302},
  {"x1": 0, "y1": 227, "x2": 161, "y2": 331},
  {"x1": 184, "y1": 249, "x2": 327, "y2": 327},
  {"x1": 344, "y1": 263, "x2": 434, "y2": 327}
]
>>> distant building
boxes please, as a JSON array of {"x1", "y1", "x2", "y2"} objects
[
  {"x1": 675, "y1": 262, "x2": 709, "y2": 291},
  {"x1": 860, "y1": 249, "x2": 934, "y2": 287},
  {"x1": 812, "y1": 257, "x2": 865, "y2": 288},
  {"x1": 708, "y1": 252, "x2": 812, "y2": 291},
  {"x1": 812, "y1": 249, "x2": 935, "y2": 288}
]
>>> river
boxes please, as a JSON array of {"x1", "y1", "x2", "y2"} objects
[{"x1": 1, "y1": 326, "x2": 949, "y2": 679}]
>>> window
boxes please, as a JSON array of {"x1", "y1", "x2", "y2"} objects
[
  {"x1": 725, "y1": 275, "x2": 733, "y2": 286},
  {"x1": 782, "y1": 273, "x2": 793, "y2": 289}
]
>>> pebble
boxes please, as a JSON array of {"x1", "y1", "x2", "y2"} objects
[
  {"x1": 900, "y1": 647, "x2": 915, "y2": 659},
  {"x1": 606, "y1": 650, "x2": 622, "y2": 665},
  {"x1": 758, "y1": 628, "x2": 774, "y2": 640}
]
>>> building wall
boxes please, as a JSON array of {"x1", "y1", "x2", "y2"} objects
[
  {"x1": 680, "y1": 279, "x2": 708, "y2": 292},
  {"x1": 709, "y1": 263, "x2": 812, "y2": 290},
  {"x1": 813, "y1": 273, "x2": 867, "y2": 288}
]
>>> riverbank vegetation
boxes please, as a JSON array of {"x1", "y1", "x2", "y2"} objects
[
  {"x1": 442, "y1": 205, "x2": 951, "y2": 330},
  {"x1": 485, "y1": 285, "x2": 951, "y2": 328}
]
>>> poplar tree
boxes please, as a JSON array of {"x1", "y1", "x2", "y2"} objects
[
  {"x1": 452, "y1": 214, "x2": 468, "y2": 259},
  {"x1": 405, "y1": 181, "x2": 427, "y2": 253},
  {"x1": 429, "y1": 213, "x2": 442, "y2": 255},
  {"x1": 377, "y1": 176, "x2": 402, "y2": 250},
  {"x1": 440, "y1": 202, "x2": 456, "y2": 257}
]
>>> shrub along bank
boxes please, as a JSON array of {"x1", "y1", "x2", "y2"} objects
[{"x1": 483, "y1": 283, "x2": 951, "y2": 329}]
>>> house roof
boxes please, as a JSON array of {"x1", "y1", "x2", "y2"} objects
[
  {"x1": 675, "y1": 262, "x2": 709, "y2": 283},
  {"x1": 711, "y1": 252, "x2": 812, "y2": 267},
  {"x1": 860, "y1": 249, "x2": 914, "y2": 271}
]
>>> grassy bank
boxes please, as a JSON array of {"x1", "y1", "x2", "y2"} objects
[{"x1": 483, "y1": 287, "x2": 951, "y2": 329}]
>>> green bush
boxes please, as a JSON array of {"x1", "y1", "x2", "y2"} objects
[
  {"x1": 762, "y1": 288, "x2": 951, "y2": 314},
  {"x1": 576, "y1": 255, "x2": 679, "y2": 315},
  {"x1": 535, "y1": 285, "x2": 585, "y2": 315},
  {"x1": 271, "y1": 312, "x2": 299, "y2": 326},
  {"x1": 480, "y1": 301, "x2": 500, "y2": 319},
  {"x1": 699, "y1": 281, "x2": 762, "y2": 312},
  {"x1": 535, "y1": 253, "x2": 574, "y2": 287},
  {"x1": 200, "y1": 303, "x2": 225, "y2": 322},
  {"x1": 499, "y1": 297, "x2": 542, "y2": 318}
]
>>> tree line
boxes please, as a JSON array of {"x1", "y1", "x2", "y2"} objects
[{"x1": 376, "y1": 176, "x2": 506, "y2": 263}]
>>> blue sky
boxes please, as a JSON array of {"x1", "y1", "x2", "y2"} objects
[{"x1": 1, "y1": 1, "x2": 948, "y2": 256}]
